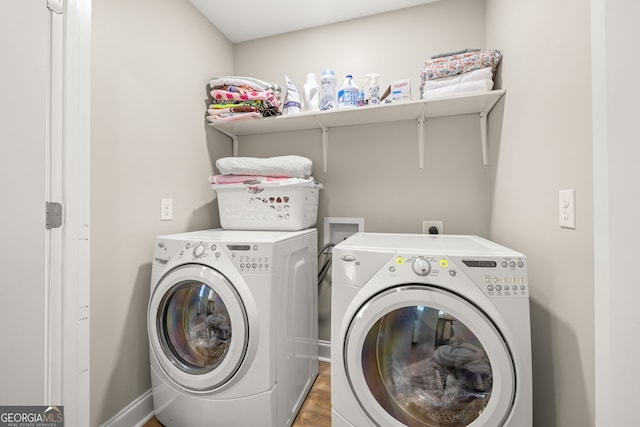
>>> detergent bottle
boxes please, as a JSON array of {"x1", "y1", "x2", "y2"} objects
[
  {"x1": 337, "y1": 75, "x2": 358, "y2": 109},
  {"x1": 365, "y1": 73, "x2": 380, "y2": 105},
  {"x1": 302, "y1": 73, "x2": 320, "y2": 112},
  {"x1": 283, "y1": 75, "x2": 301, "y2": 115},
  {"x1": 319, "y1": 68, "x2": 337, "y2": 110}
]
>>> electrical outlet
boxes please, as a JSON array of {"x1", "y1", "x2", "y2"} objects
[
  {"x1": 161, "y1": 198, "x2": 173, "y2": 221},
  {"x1": 559, "y1": 189, "x2": 576, "y2": 229},
  {"x1": 422, "y1": 220, "x2": 444, "y2": 235}
]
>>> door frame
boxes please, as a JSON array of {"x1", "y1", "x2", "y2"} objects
[{"x1": 58, "y1": 0, "x2": 91, "y2": 424}]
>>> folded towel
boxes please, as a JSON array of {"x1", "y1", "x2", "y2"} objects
[
  {"x1": 206, "y1": 112, "x2": 262, "y2": 122},
  {"x1": 209, "y1": 76, "x2": 282, "y2": 93},
  {"x1": 208, "y1": 175, "x2": 291, "y2": 185},
  {"x1": 423, "y1": 67, "x2": 493, "y2": 91},
  {"x1": 210, "y1": 89, "x2": 281, "y2": 109},
  {"x1": 423, "y1": 49, "x2": 503, "y2": 81},
  {"x1": 216, "y1": 155, "x2": 313, "y2": 178},
  {"x1": 423, "y1": 79, "x2": 494, "y2": 100}
]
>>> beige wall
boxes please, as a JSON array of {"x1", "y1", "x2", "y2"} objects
[
  {"x1": 486, "y1": 0, "x2": 594, "y2": 426},
  {"x1": 233, "y1": 0, "x2": 490, "y2": 343},
  {"x1": 90, "y1": 0, "x2": 232, "y2": 425}
]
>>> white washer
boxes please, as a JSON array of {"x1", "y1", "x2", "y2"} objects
[
  {"x1": 331, "y1": 233, "x2": 532, "y2": 427},
  {"x1": 148, "y1": 229, "x2": 318, "y2": 427}
]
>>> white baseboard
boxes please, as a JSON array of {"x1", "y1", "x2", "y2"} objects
[
  {"x1": 100, "y1": 389, "x2": 154, "y2": 427},
  {"x1": 319, "y1": 339, "x2": 331, "y2": 363}
]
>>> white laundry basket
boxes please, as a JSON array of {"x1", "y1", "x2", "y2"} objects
[{"x1": 212, "y1": 178, "x2": 321, "y2": 231}]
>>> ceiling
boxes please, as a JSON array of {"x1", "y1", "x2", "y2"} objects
[{"x1": 190, "y1": 0, "x2": 440, "y2": 43}]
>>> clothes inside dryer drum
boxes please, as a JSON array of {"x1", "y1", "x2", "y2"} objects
[
  {"x1": 158, "y1": 281, "x2": 233, "y2": 374},
  {"x1": 361, "y1": 305, "x2": 492, "y2": 426}
]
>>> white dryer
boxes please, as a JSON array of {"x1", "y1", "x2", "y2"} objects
[
  {"x1": 148, "y1": 229, "x2": 318, "y2": 427},
  {"x1": 331, "y1": 233, "x2": 532, "y2": 427}
]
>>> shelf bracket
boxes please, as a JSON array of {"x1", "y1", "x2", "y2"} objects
[
  {"x1": 315, "y1": 118, "x2": 329, "y2": 173},
  {"x1": 214, "y1": 127, "x2": 240, "y2": 157},
  {"x1": 321, "y1": 125, "x2": 329, "y2": 173},
  {"x1": 232, "y1": 135, "x2": 239, "y2": 157},
  {"x1": 480, "y1": 112, "x2": 488, "y2": 168},
  {"x1": 478, "y1": 92, "x2": 502, "y2": 168},
  {"x1": 418, "y1": 105, "x2": 427, "y2": 171}
]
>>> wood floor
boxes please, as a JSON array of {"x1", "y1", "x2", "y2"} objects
[
  {"x1": 144, "y1": 361, "x2": 331, "y2": 427},
  {"x1": 292, "y1": 361, "x2": 331, "y2": 427}
]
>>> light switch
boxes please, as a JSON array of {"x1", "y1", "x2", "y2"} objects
[
  {"x1": 559, "y1": 190, "x2": 575, "y2": 229},
  {"x1": 161, "y1": 198, "x2": 173, "y2": 221}
]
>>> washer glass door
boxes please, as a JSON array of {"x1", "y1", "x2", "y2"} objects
[
  {"x1": 345, "y1": 285, "x2": 515, "y2": 427},
  {"x1": 149, "y1": 264, "x2": 248, "y2": 391}
]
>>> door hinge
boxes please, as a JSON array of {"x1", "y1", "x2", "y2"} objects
[
  {"x1": 46, "y1": 202, "x2": 63, "y2": 229},
  {"x1": 48, "y1": 0, "x2": 63, "y2": 14}
]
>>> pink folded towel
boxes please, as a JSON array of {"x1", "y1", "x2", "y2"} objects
[{"x1": 208, "y1": 175, "x2": 290, "y2": 185}]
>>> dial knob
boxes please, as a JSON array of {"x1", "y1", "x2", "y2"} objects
[
  {"x1": 192, "y1": 243, "x2": 205, "y2": 258},
  {"x1": 412, "y1": 258, "x2": 431, "y2": 276}
]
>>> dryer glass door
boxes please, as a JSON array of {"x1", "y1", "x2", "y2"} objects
[
  {"x1": 345, "y1": 285, "x2": 515, "y2": 427},
  {"x1": 149, "y1": 264, "x2": 248, "y2": 391},
  {"x1": 160, "y1": 281, "x2": 233, "y2": 373}
]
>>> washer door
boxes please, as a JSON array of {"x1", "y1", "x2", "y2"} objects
[
  {"x1": 344, "y1": 285, "x2": 515, "y2": 427},
  {"x1": 148, "y1": 264, "x2": 248, "y2": 392}
]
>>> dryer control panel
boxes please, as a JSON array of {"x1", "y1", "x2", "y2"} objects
[
  {"x1": 386, "y1": 254, "x2": 529, "y2": 299},
  {"x1": 456, "y1": 256, "x2": 529, "y2": 299},
  {"x1": 224, "y1": 243, "x2": 273, "y2": 274}
]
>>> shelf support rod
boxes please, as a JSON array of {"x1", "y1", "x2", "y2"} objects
[
  {"x1": 321, "y1": 125, "x2": 329, "y2": 173},
  {"x1": 315, "y1": 117, "x2": 329, "y2": 173},
  {"x1": 232, "y1": 135, "x2": 239, "y2": 157},
  {"x1": 478, "y1": 92, "x2": 502, "y2": 168},
  {"x1": 418, "y1": 105, "x2": 427, "y2": 171},
  {"x1": 480, "y1": 111, "x2": 488, "y2": 168},
  {"x1": 214, "y1": 127, "x2": 240, "y2": 157}
]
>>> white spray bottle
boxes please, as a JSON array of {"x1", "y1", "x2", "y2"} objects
[{"x1": 365, "y1": 73, "x2": 380, "y2": 105}]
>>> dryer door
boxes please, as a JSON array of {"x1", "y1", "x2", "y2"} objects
[
  {"x1": 148, "y1": 264, "x2": 248, "y2": 392},
  {"x1": 344, "y1": 285, "x2": 515, "y2": 427}
]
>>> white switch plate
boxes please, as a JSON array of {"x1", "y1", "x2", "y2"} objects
[
  {"x1": 161, "y1": 198, "x2": 173, "y2": 221},
  {"x1": 559, "y1": 190, "x2": 575, "y2": 229}
]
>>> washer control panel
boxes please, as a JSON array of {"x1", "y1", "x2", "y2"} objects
[
  {"x1": 386, "y1": 254, "x2": 529, "y2": 299},
  {"x1": 225, "y1": 243, "x2": 272, "y2": 274},
  {"x1": 168, "y1": 241, "x2": 273, "y2": 274},
  {"x1": 176, "y1": 241, "x2": 222, "y2": 262},
  {"x1": 461, "y1": 257, "x2": 529, "y2": 298}
]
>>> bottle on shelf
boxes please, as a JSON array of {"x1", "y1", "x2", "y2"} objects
[
  {"x1": 303, "y1": 73, "x2": 320, "y2": 112},
  {"x1": 319, "y1": 68, "x2": 337, "y2": 111},
  {"x1": 365, "y1": 73, "x2": 380, "y2": 105},
  {"x1": 337, "y1": 74, "x2": 358, "y2": 109}
]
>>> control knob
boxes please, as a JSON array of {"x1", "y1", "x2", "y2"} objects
[
  {"x1": 192, "y1": 243, "x2": 206, "y2": 258},
  {"x1": 412, "y1": 258, "x2": 431, "y2": 276}
]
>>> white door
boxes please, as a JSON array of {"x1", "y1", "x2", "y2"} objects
[
  {"x1": 0, "y1": 0, "x2": 56, "y2": 404},
  {"x1": 1, "y1": 1, "x2": 90, "y2": 425}
]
